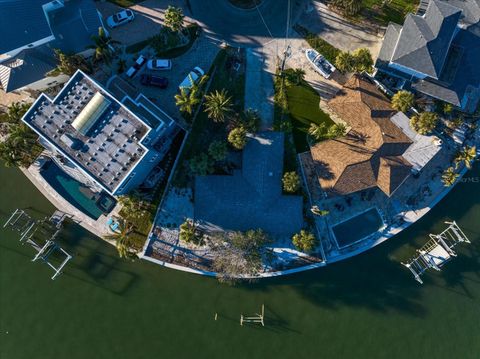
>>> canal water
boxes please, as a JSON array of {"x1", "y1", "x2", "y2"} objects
[{"x1": 1, "y1": 163, "x2": 479, "y2": 359}]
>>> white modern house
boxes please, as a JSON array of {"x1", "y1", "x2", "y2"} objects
[{"x1": 22, "y1": 70, "x2": 181, "y2": 196}]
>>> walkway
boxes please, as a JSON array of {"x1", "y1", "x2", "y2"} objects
[{"x1": 245, "y1": 45, "x2": 276, "y2": 129}]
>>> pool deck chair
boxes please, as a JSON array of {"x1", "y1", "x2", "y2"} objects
[
  {"x1": 3, "y1": 209, "x2": 73, "y2": 280},
  {"x1": 402, "y1": 221, "x2": 471, "y2": 284}
]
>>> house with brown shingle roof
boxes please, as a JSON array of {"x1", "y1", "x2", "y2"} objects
[{"x1": 305, "y1": 74, "x2": 414, "y2": 197}]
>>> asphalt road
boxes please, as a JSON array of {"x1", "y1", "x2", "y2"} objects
[{"x1": 187, "y1": 0, "x2": 308, "y2": 47}]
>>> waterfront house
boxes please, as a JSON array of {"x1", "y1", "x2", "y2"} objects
[
  {"x1": 375, "y1": 0, "x2": 480, "y2": 113},
  {"x1": 0, "y1": 0, "x2": 106, "y2": 93},
  {"x1": 300, "y1": 74, "x2": 442, "y2": 198},
  {"x1": 21, "y1": 70, "x2": 181, "y2": 196}
]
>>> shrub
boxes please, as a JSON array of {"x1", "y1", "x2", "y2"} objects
[
  {"x1": 282, "y1": 171, "x2": 300, "y2": 193},
  {"x1": 292, "y1": 230, "x2": 317, "y2": 252},
  {"x1": 179, "y1": 220, "x2": 197, "y2": 243},
  {"x1": 208, "y1": 140, "x2": 228, "y2": 162},
  {"x1": 189, "y1": 153, "x2": 214, "y2": 175},
  {"x1": 228, "y1": 127, "x2": 248, "y2": 150}
]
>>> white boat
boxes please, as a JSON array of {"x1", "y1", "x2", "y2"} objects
[{"x1": 305, "y1": 49, "x2": 336, "y2": 79}]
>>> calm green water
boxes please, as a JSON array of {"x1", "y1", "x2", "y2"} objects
[{"x1": 1, "y1": 163, "x2": 479, "y2": 359}]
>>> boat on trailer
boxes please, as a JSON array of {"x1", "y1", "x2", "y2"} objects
[
  {"x1": 401, "y1": 221, "x2": 470, "y2": 284},
  {"x1": 305, "y1": 49, "x2": 336, "y2": 79}
]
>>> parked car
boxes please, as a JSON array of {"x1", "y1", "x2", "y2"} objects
[
  {"x1": 178, "y1": 67, "x2": 205, "y2": 93},
  {"x1": 106, "y1": 9, "x2": 134, "y2": 28},
  {"x1": 147, "y1": 59, "x2": 172, "y2": 71},
  {"x1": 140, "y1": 74, "x2": 168, "y2": 88},
  {"x1": 305, "y1": 49, "x2": 336, "y2": 79},
  {"x1": 133, "y1": 55, "x2": 147, "y2": 69},
  {"x1": 125, "y1": 55, "x2": 147, "y2": 78}
]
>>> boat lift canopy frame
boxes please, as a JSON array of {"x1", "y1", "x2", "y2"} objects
[
  {"x1": 4, "y1": 209, "x2": 73, "y2": 280},
  {"x1": 401, "y1": 221, "x2": 470, "y2": 284}
]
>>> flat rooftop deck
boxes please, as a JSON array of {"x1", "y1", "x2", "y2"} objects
[{"x1": 23, "y1": 71, "x2": 150, "y2": 193}]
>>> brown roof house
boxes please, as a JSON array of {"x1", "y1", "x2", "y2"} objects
[{"x1": 305, "y1": 74, "x2": 415, "y2": 197}]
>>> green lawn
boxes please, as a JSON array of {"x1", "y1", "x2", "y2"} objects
[
  {"x1": 286, "y1": 82, "x2": 335, "y2": 153},
  {"x1": 362, "y1": 0, "x2": 418, "y2": 25}
]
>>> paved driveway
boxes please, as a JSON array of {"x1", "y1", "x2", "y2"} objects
[
  {"x1": 96, "y1": 0, "x2": 185, "y2": 46},
  {"x1": 124, "y1": 33, "x2": 220, "y2": 122},
  {"x1": 299, "y1": 1, "x2": 384, "y2": 57}
]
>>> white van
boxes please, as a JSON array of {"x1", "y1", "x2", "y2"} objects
[{"x1": 147, "y1": 59, "x2": 172, "y2": 71}]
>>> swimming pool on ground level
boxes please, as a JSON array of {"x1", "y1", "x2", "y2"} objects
[
  {"x1": 40, "y1": 160, "x2": 116, "y2": 220},
  {"x1": 332, "y1": 208, "x2": 385, "y2": 249}
]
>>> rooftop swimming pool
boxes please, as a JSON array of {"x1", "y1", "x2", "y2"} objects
[
  {"x1": 40, "y1": 160, "x2": 115, "y2": 220},
  {"x1": 332, "y1": 208, "x2": 385, "y2": 248}
]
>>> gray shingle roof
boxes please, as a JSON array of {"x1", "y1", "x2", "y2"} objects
[
  {"x1": 412, "y1": 27, "x2": 480, "y2": 112},
  {"x1": 47, "y1": 0, "x2": 103, "y2": 54},
  {"x1": 391, "y1": 0, "x2": 462, "y2": 79},
  {"x1": 0, "y1": 45, "x2": 56, "y2": 92},
  {"x1": 194, "y1": 132, "x2": 303, "y2": 237},
  {"x1": 375, "y1": 22, "x2": 402, "y2": 69},
  {"x1": 0, "y1": 0, "x2": 53, "y2": 54}
]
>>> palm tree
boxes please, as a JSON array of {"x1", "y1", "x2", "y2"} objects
[
  {"x1": 175, "y1": 87, "x2": 201, "y2": 115},
  {"x1": 104, "y1": 218, "x2": 136, "y2": 259},
  {"x1": 391, "y1": 90, "x2": 414, "y2": 112},
  {"x1": 454, "y1": 146, "x2": 477, "y2": 169},
  {"x1": 327, "y1": 123, "x2": 347, "y2": 138},
  {"x1": 410, "y1": 112, "x2": 439, "y2": 135},
  {"x1": 164, "y1": 6, "x2": 185, "y2": 33},
  {"x1": 6, "y1": 102, "x2": 30, "y2": 124},
  {"x1": 335, "y1": 51, "x2": 355, "y2": 73},
  {"x1": 285, "y1": 68, "x2": 306, "y2": 87},
  {"x1": 204, "y1": 89, "x2": 233, "y2": 123},
  {"x1": 441, "y1": 167, "x2": 459, "y2": 187},
  {"x1": 87, "y1": 27, "x2": 120, "y2": 65},
  {"x1": 351, "y1": 48, "x2": 373, "y2": 72},
  {"x1": 308, "y1": 123, "x2": 326, "y2": 141},
  {"x1": 51, "y1": 49, "x2": 92, "y2": 76}
]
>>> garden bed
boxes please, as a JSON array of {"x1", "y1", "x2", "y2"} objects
[{"x1": 172, "y1": 47, "x2": 246, "y2": 188}]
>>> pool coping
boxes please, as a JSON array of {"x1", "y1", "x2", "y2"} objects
[{"x1": 330, "y1": 207, "x2": 387, "y2": 250}]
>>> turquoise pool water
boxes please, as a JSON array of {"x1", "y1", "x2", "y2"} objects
[
  {"x1": 40, "y1": 161, "x2": 105, "y2": 220},
  {"x1": 332, "y1": 208, "x2": 384, "y2": 248}
]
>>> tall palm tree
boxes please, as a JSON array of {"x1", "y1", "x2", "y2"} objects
[
  {"x1": 204, "y1": 89, "x2": 233, "y2": 123},
  {"x1": 104, "y1": 218, "x2": 136, "y2": 259},
  {"x1": 454, "y1": 145, "x2": 477, "y2": 169},
  {"x1": 164, "y1": 6, "x2": 185, "y2": 33},
  {"x1": 441, "y1": 167, "x2": 459, "y2": 187},
  {"x1": 175, "y1": 87, "x2": 201, "y2": 115},
  {"x1": 87, "y1": 27, "x2": 120, "y2": 65},
  {"x1": 308, "y1": 123, "x2": 326, "y2": 141},
  {"x1": 391, "y1": 90, "x2": 415, "y2": 112}
]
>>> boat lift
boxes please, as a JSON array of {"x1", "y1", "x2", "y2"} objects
[
  {"x1": 401, "y1": 221, "x2": 470, "y2": 284},
  {"x1": 3, "y1": 209, "x2": 73, "y2": 280},
  {"x1": 240, "y1": 305, "x2": 265, "y2": 326}
]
